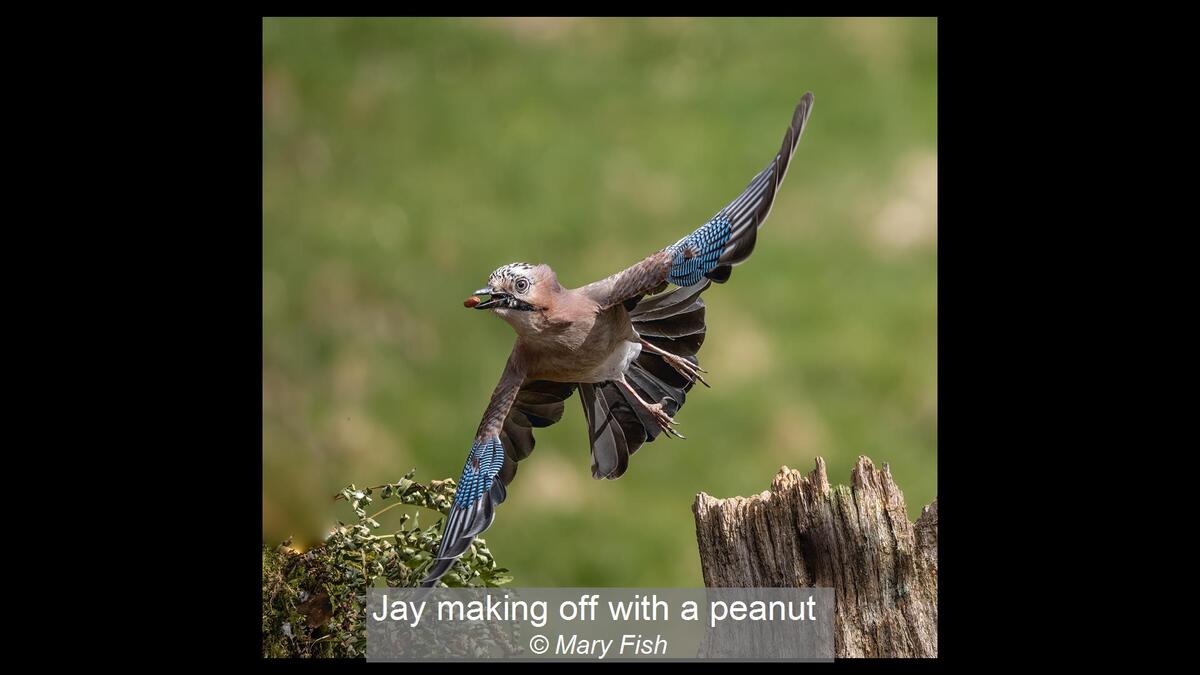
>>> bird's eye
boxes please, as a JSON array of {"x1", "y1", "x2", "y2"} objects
[{"x1": 514, "y1": 278, "x2": 530, "y2": 294}]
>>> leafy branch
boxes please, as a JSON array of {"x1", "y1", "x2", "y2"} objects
[{"x1": 262, "y1": 469, "x2": 513, "y2": 658}]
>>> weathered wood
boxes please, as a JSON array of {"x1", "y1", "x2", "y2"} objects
[{"x1": 692, "y1": 456, "x2": 937, "y2": 658}]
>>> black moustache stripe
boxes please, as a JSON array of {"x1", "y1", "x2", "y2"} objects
[{"x1": 504, "y1": 297, "x2": 538, "y2": 311}]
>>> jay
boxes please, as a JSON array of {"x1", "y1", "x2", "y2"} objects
[{"x1": 421, "y1": 94, "x2": 814, "y2": 586}]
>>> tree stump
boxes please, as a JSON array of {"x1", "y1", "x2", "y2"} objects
[{"x1": 692, "y1": 456, "x2": 937, "y2": 658}]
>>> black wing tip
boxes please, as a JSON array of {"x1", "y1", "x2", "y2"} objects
[
  {"x1": 419, "y1": 556, "x2": 455, "y2": 587},
  {"x1": 789, "y1": 93, "x2": 815, "y2": 143},
  {"x1": 797, "y1": 92, "x2": 814, "y2": 119},
  {"x1": 420, "y1": 485, "x2": 505, "y2": 586},
  {"x1": 786, "y1": 93, "x2": 815, "y2": 147}
]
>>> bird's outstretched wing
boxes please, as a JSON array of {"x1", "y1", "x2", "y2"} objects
[
  {"x1": 582, "y1": 93, "x2": 814, "y2": 309},
  {"x1": 420, "y1": 353, "x2": 576, "y2": 587}
]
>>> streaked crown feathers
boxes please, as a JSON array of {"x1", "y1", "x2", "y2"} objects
[{"x1": 489, "y1": 262, "x2": 536, "y2": 287}]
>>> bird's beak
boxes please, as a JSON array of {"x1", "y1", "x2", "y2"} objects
[{"x1": 467, "y1": 287, "x2": 506, "y2": 310}]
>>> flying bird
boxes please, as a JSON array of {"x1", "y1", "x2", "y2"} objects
[{"x1": 420, "y1": 93, "x2": 815, "y2": 586}]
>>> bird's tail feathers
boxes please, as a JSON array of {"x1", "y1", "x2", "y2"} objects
[{"x1": 579, "y1": 282, "x2": 709, "y2": 480}]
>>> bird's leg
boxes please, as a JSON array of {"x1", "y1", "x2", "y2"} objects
[
  {"x1": 639, "y1": 338, "x2": 710, "y2": 388},
  {"x1": 618, "y1": 376, "x2": 685, "y2": 439}
]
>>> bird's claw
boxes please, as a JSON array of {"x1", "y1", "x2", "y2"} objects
[
  {"x1": 648, "y1": 402, "x2": 685, "y2": 439},
  {"x1": 662, "y1": 353, "x2": 710, "y2": 388}
]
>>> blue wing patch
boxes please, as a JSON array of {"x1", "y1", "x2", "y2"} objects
[
  {"x1": 666, "y1": 214, "x2": 732, "y2": 286},
  {"x1": 421, "y1": 435, "x2": 506, "y2": 586},
  {"x1": 454, "y1": 436, "x2": 504, "y2": 507}
]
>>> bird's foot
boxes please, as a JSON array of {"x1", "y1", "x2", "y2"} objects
[
  {"x1": 647, "y1": 402, "x2": 686, "y2": 439},
  {"x1": 661, "y1": 352, "x2": 710, "y2": 388}
]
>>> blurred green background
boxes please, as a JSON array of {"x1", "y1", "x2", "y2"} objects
[{"x1": 263, "y1": 17, "x2": 936, "y2": 586}]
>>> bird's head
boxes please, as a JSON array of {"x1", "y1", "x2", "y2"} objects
[{"x1": 465, "y1": 263, "x2": 559, "y2": 324}]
